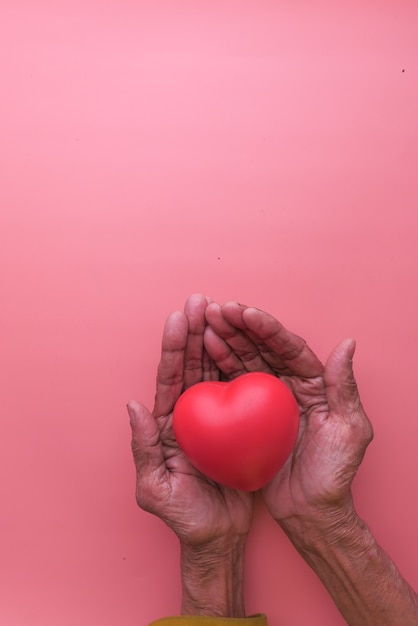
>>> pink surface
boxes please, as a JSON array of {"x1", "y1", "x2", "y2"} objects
[{"x1": 1, "y1": 2, "x2": 417, "y2": 625}]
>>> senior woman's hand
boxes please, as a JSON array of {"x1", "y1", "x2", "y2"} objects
[
  {"x1": 204, "y1": 301, "x2": 373, "y2": 532},
  {"x1": 127, "y1": 295, "x2": 253, "y2": 617},
  {"x1": 204, "y1": 301, "x2": 418, "y2": 625}
]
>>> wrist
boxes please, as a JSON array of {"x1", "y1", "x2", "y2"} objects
[
  {"x1": 278, "y1": 507, "x2": 418, "y2": 625},
  {"x1": 180, "y1": 535, "x2": 247, "y2": 617},
  {"x1": 279, "y1": 502, "x2": 374, "y2": 561}
]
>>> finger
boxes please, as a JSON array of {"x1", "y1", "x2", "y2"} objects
[
  {"x1": 206, "y1": 302, "x2": 244, "y2": 333},
  {"x1": 204, "y1": 326, "x2": 247, "y2": 378},
  {"x1": 206, "y1": 302, "x2": 273, "y2": 374},
  {"x1": 324, "y1": 338, "x2": 366, "y2": 415},
  {"x1": 240, "y1": 307, "x2": 324, "y2": 378},
  {"x1": 183, "y1": 293, "x2": 208, "y2": 389},
  {"x1": 221, "y1": 301, "x2": 284, "y2": 349},
  {"x1": 153, "y1": 310, "x2": 188, "y2": 418},
  {"x1": 324, "y1": 339, "x2": 373, "y2": 437},
  {"x1": 127, "y1": 400, "x2": 166, "y2": 484},
  {"x1": 218, "y1": 301, "x2": 249, "y2": 330},
  {"x1": 204, "y1": 324, "x2": 271, "y2": 379},
  {"x1": 202, "y1": 347, "x2": 220, "y2": 381}
]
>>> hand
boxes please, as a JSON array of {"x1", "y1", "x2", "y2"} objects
[
  {"x1": 127, "y1": 295, "x2": 253, "y2": 616},
  {"x1": 204, "y1": 303, "x2": 418, "y2": 626},
  {"x1": 128, "y1": 294, "x2": 254, "y2": 544},
  {"x1": 204, "y1": 301, "x2": 374, "y2": 535}
]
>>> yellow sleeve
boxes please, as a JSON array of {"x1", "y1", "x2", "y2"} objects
[{"x1": 149, "y1": 615, "x2": 267, "y2": 626}]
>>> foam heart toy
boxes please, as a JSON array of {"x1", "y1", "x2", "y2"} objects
[{"x1": 173, "y1": 372, "x2": 300, "y2": 491}]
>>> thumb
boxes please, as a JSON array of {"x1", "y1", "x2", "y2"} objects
[
  {"x1": 324, "y1": 338, "x2": 364, "y2": 421},
  {"x1": 127, "y1": 400, "x2": 165, "y2": 478}
]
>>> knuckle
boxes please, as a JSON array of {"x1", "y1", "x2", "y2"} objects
[
  {"x1": 130, "y1": 437, "x2": 148, "y2": 468},
  {"x1": 345, "y1": 376, "x2": 360, "y2": 399},
  {"x1": 130, "y1": 437, "x2": 140, "y2": 461},
  {"x1": 184, "y1": 356, "x2": 203, "y2": 372},
  {"x1": 130, "y1": 438, "x2": 158, "y2": 478},
  {"x1": 241, "y1": 348, "x2": 261, "y2": 363},
  {"x1": 281, "y1": 338, "x2": 306, "y2": 361}
]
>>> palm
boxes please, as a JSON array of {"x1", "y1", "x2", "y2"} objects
[
  {"x1": 262, "y1": 379, "x2": 342, "y2": 520},
  {"x1": 154, "y1": 410, "x2": 254, "y2": 542},
  {"x1": 264, "y1": 383, "x2": 371, "y2": 522}
]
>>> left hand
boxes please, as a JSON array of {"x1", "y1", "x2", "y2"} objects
[
  {"x1": 127, "y1": 294, "x2": 254, "y2": 547},
  {"x1": 204, "y1": 301, "x2": 373, "y2": 536}
]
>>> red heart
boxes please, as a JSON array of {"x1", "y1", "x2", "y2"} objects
[{"x1": 173, "y1": 372, "x2": 300, "y2": 491}]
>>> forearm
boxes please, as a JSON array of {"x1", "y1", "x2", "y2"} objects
[
  {"x1": 180, "y1": 536, "x2": 247, "y2": 617},
  {"x1": 281, "y1": 509, "x2": 418, "y2": 626}
]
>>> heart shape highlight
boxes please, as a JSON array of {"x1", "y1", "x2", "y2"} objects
[{"x1": 173, "y1": 372, "x2": 300, "y2": 491}]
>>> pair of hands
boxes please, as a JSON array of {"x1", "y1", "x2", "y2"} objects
[{"x1": 128, "y1": 294, "x2": 373, "y2": 549}]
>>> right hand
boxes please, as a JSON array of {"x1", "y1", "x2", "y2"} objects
[
  {"x1": 204, "y1": 301, "x2": 374, "y2": 533},
  {"x1": 127, "y1": 295, "x2": 254, "y2": 547}
]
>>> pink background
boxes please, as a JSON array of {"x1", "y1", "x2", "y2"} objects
[{"x1": 1, "y1": 2, "x2": 417, "y2": 625}]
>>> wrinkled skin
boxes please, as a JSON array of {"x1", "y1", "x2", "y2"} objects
[
  {"x1": 204, "y1": 301, "x2": 374, "y2": 527},
  {"x1": 127, "y1": 295, "x2": 254, "y2": 545},
  {"x1": 129, "y1": 294, "x2": 373, "y2": 543}
]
